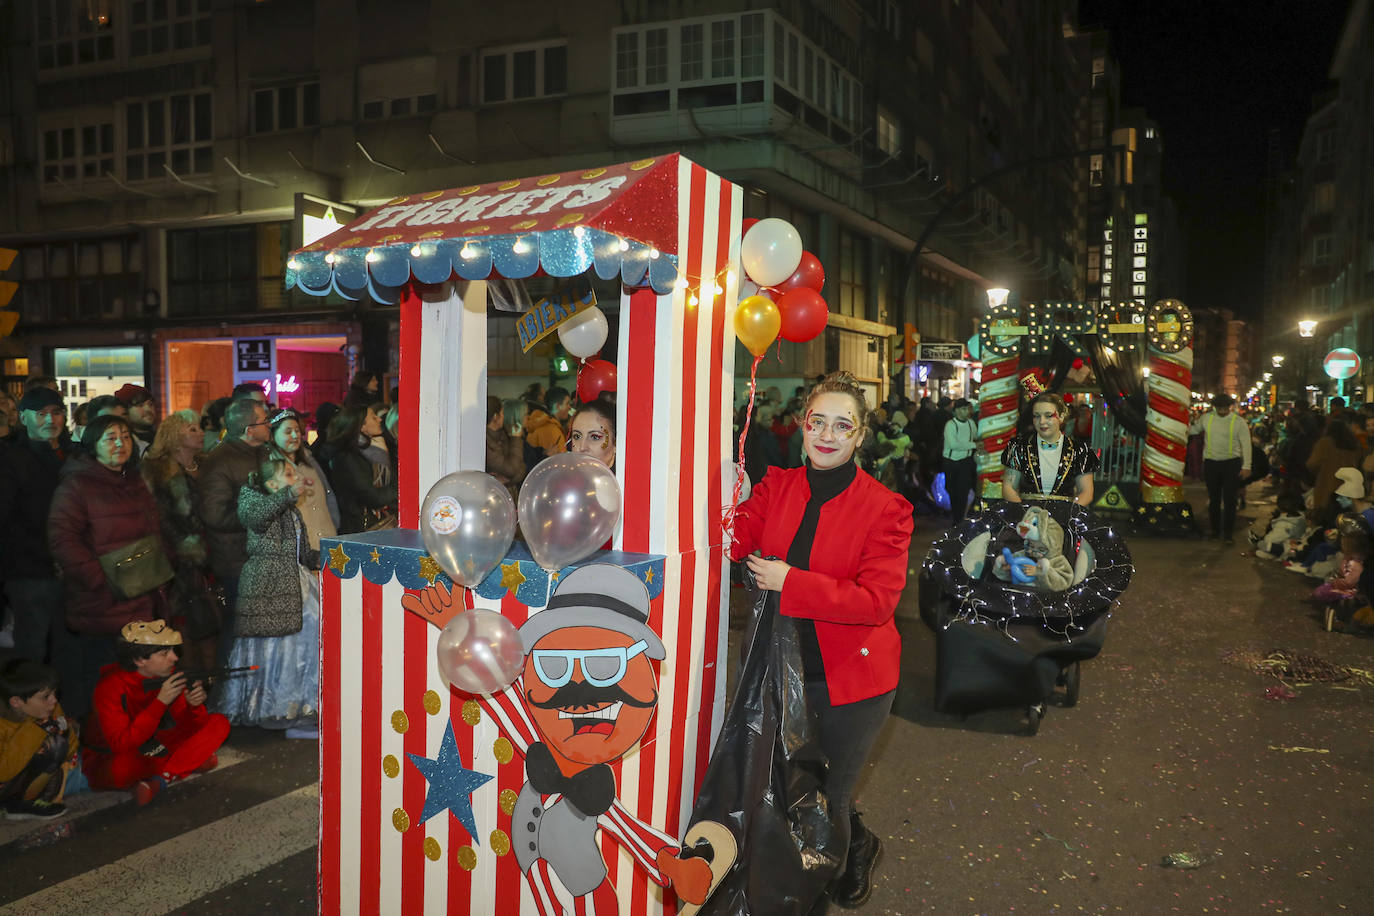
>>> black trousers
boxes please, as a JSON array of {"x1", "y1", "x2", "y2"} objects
[
  {"x1": 944, "y1": 456, "x2": 978, "y2": 524},
  {"x1": 1203, "y1": 456, "x2": 1243, "y2": 537},
  {"x1": 806, "y1": 684, "x2": 895, "y2": 855}
]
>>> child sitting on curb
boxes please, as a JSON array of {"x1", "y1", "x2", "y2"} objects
[
  {"x1": 1312, "y1": 532, "x2": 1369, "y2": 605},
  {"x1": 1250, "y1": 492, "x2": 1307, "y2": 560},
  {"x1": 0, "y1": 660, "x2": 79, "y2": 820},
  {"x1": 83, "y1": 620, "x2": 230, "y2": 805}
]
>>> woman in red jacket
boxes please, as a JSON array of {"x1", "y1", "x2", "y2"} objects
[
  {"x1": 47, "y1": 414, "x2": 169, "y2": 720},
  {"x1": 729, "y1": 371, "x2": 914, "y2": 909}
]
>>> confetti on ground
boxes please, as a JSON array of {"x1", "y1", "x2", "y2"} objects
[{"x1": 1266, "y1": 745, "x2": 1330, "y2": 754}]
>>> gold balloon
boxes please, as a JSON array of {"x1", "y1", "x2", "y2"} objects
[
  {"x1": 382, "y1": 755, "x2": 400, "y2": 778},
  {"x1": 391, "y1": 710, "x2": 409, "y2": 734},
  {"x1": 422, "y1": 691, "x2": 442, "y2": 716},
  {"x1": 734, "y1": 295, "x2": 782, "y2": 357},
  {"x1": 490, "y1": 829, "x2": 511, "y2": 856},
  {"x1": 392, "y1": 807, "x2": 410, "y2": 833},
  {"x1": 456, "y1": 846, "x2": 478, "y2": 871},
  {"x1": 423, "y1": 838, "x2": 443, "y2": 861}
]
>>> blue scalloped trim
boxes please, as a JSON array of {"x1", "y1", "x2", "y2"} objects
[
  {"x1": 288, "y1": 228, "x2": 679, "y2": 301},
  {"x1": 321, "y1": 530, "x2": 667, "y2": 602}
]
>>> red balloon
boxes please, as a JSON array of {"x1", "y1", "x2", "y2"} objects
[
  {"x1": 776, "y1": 288, "x2": 829, "y2": 343},
  {"x1": 577, "y1": 358, "x2": 617, "y2": 403},
  {"x1": 777, "y1": 251, "x2": 825, "y2": 294},
  {"x1": 741, "y1": 217, "x2": 760, "y2": 234}
]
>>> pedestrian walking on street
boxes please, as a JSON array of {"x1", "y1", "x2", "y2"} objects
[
  {"x1": 1188, "y1": 393, "x2": 1252, "y2": 544},
  {"x1": 942, "y1": 397, "x2": 980, "y2": 524}
]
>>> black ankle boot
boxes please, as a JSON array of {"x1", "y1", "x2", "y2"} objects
[{"x1": 829, "y1": 813, "x2": 882, "y2": 909}]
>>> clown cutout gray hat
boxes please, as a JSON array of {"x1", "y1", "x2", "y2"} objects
[{"x1": 518, "y1": 564, "x2": 666, "y2": 659}]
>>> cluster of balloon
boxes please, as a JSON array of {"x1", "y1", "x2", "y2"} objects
[
  {"x1": 577, "y1": 357, "x2": 617, "y2": 402},
  {"x1": 735, "y1": 217, "x2": 829, "y2": 353},
  {"x1": 421, "y1": 472, "x2": 523, "y2": 694},
  {"x1": 421, "y1": 456, "x2": 624, "y2": 695}
]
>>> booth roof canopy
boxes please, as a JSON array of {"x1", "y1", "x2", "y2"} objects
[{"x1": 286, "y1": 155, "x2": 685, "y2": 303}]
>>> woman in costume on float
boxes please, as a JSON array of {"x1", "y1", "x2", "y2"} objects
[
  {"x1": 1001, "y1": 385, "x2": 1099, "y2": 506},
  {"x1": 728, "y1": 371, "x2": 914, "y2": 910}
]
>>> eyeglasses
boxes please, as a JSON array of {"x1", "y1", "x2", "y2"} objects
[
  {"x1": 802, "y1": 413, "x2": 858, "y2": 439},
  {"x1": 530, "y1": 640, "x2": 650, "y2": 688}
]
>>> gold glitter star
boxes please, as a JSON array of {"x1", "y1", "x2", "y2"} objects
[
  {"x1": 499, "y1": 561, "x2": 526, "y2": 592},
  {"x1": 327, "y1": 544, "x2": 351, "y2": 575},
  {"x1": 643, "y1": 567, "x2": 655, "y2": 585},
  {"x1": 418, "y1": 555, "x2": 443, "y2": 585},
  {"x1": 550, "y1": 570, "x2": 562, "y2": 583},
  {"x1": 370, "y1": 548, "x2": 381, "y2": 564}
]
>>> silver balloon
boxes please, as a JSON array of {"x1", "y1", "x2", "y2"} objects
[
  {"x1": 518, "y1": 453, "x2": 622, "y2": 571},
  {"x1": 435, "y1": 608, "x2": 524, "y2": 695},
  {"x1": 420, "y1": 471, "x2": 517, "y2": 587}
]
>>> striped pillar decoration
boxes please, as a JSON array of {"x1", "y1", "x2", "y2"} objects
[
  {"x1": 1141, "y1": 345, "x2": 1194, "y2": 503},
  {"x1": 976, "y1": 353, "x2": 1021, "y2": 497}
]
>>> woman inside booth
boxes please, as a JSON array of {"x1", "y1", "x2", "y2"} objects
[
  {"x1": 568, "y1": 394, "x2": 616, "y2": 469},
  {"x1": 727, "y1": 371, "x2": 914, "y2": 910},
  {"x1": 318, "y1": 404, "x2": 397, "y2": 533},
  {"x1": 1000, "y1": 391, "x2": 1098, "y2": 505}
]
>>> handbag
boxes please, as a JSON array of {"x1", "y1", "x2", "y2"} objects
[{"x1": 98, "y1": 535, "x2": 175, "y2": 599}]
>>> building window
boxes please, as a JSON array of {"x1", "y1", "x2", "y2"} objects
[
  {"x1": 710, "y1": 20, "x2": 735, "y2": 79},
  {"x1": 129, "y1": 0, "x2": 212, "y2": 57},
  {"x1": 481, "y1": 41, "x2": 569, "y2": 104},
  {"x1": 41, "y1": 118, "x2": 115, "y2": 184},
  {"x1": 9, "y1": 237, "x2": 142, "y2": 323},
  {"x1": 740, "y1": 14, "x2": 764, "y2": 78},
  {"x1": 645, "y1": 28, "x2": 669, "y2": 83},
  {"x1": 838, "y1": 231, "x2": 868, "y2": 318},
  {"x1": 125, "y1": 92, "x2": 212, "y2": 180},
  {"x1": 253, "y1": 82, "x2": 321, "y2": 133},
  {"x1": 1144, "y1": 127, "x2": 1155, "y2": 139},
  {"x1": 35, "y1": 0, "x2": 116, "y2": 70},
  {"x1": 1313, "y1": 235, "x2": 1332, "y2": 265},
  {"x1": 615, "y1": 33, "x2": 639, "y2": 89},
  {"x1": 1313, "y1": 181, "x2": 1335, "y2": 213},
  {"x1": 877, "y1": 107, "x2": 900, "y2": 157}
]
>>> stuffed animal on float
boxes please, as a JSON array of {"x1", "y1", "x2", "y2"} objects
[{"x1": 992, "y1": 505, "x2": 1075, "y2": 592}]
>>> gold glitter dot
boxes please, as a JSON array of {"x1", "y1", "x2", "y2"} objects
[
  {"x1": 555, "y1": 213, "x2": 584, "y2": 227},
  {"x1": 385, "y1": 196, "x2": 409, "y2": 205},
  {"x1": 537, "y1": 174, "x2": 561, "y2": 185},
  {"x1": 630, "y1": 158, "x2": 656, "y2": 169},
  {"x1": 462, "y1": 225, "x2": 491, "y2": 235},
  {"x1": 461, "y1": 699, "x2": 482, "y2": 726},
  {"x1": 455, "y1": 185, "x2": 480, "y2": 195},
  {"x1": 391, "y1": 710, "x2": 409, "y2": 734},
  {"x1": 497, "y1": 180, "x2": 521, "y2": 191},
  {"x1": 457, "y1": 846, "x2": 478, "y2": 871},
  {"x1": 420, "y1": 190, "x2": 444, "y2": 200},
  {"x1": 580, "y1": 168, "x2": 607, "y2": 179},
  {"x1": 423, "y1": 691, "x2": 442, "y2": 716},
  {"x1": 392, "y1": 808, "x2": 411, "y2": 833},
  {"x1": 382, "y1": 755, "x2": 400, "y2": 778},
  {"x1": 499, "y1": 788, "x2": 518, "y2": 816},
  {"x1": 490, "y1": 829, "x2": 510, "y2": 856},
  {"x1": 423, "y1": 837, "x2": 442, "y2": 861},
  {"x1": 492, "y1": 737, "x2": 514, "y2": 765},
  {"x1": 511, "y1": 219, "x2": 538, "y2": 230}
]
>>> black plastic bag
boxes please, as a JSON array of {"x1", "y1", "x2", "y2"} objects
[{"x1": 685, "y1": 576, "x2": 845, "y2": 915}]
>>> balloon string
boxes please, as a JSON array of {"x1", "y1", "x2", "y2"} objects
[{"x1": 722, "y1": 354, "x2": 764, "y2": 541}]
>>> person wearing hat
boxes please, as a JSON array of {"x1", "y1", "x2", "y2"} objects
[
  {"x1": 114, "y1": 383, "x2": 158, "y2": 456},
  {"x1": 0, "y1": 387, "x2": 75, "y2": 674},
  {"x1": 420, "y1": 565, "x2": 716, "y2": 913},
  {"x1": 1187, "y1": 393, "x2": 1251, "y2": 544},
  {"x1": 82, "y1": 620, "x2": 229, "y2": 805},
  {"x1": 942, "y1": 397, "x2": 981, "y2": 524}
]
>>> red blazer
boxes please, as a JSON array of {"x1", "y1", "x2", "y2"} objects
[{"x1": 729, "y1": 465, "x2": 914, "y2": 705}]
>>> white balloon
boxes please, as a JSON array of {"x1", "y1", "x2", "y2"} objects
[
  {"x1": 741, "y1": 218, "x2": 803, "y2": 288},
  {"x1": 740, "y1": 279, "x2": 760, "y2": 300},
  {"x1": 557, "y1": 306, "x2": 609, "y2": 359}
]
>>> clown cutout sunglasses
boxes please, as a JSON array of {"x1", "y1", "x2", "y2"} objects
[{"x1": 531, "y1": 640, "x2": 651, "y2": 688}]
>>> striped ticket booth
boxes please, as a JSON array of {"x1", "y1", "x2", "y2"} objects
[{"x1": 291, "y1": 155, "x2": 742, "y2": 915}]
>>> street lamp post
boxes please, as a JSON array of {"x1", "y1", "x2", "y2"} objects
[{"x1": 1297, "y1": 320, "x2": 1317, "y2": 404}]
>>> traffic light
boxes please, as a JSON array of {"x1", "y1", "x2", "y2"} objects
[
  {"x1": 0, "y1": 247, "x2": 17, "y2": 338},
  {"x1": 902, "y1": 322, "x2": 919, "y2": 365}
]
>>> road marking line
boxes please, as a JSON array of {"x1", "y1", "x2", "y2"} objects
[{"x1": 2, "y1": 783, "x2": 319, "y2": 916}]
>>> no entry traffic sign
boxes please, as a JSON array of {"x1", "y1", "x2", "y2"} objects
[{"x1": 1323, "y1": 348, "x2": 1361, "y2": 380}]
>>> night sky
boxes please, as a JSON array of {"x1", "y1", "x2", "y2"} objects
[{"x1": 1076, "y1": 0, "x2": 1352, "y2": 321}]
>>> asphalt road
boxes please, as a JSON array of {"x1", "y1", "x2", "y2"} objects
[{"x1": 3, "y1": 482, "x2": 1370, "y2": 915}]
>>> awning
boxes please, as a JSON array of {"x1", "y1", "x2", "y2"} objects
[{"x1": 286, "y1": 156, "x2": 684, "y2": 303}]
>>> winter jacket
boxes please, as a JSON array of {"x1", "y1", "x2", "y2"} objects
[
  {"x1": 486, "y1": 425, "x2": 526, "y2": 485},
  {"x1": 728, "y1": 464, "x2": 914, "y2": 705},
  {"x1": 83, "y1": 664, "x2": 211, "y2": 763},
  {"x1": 0, "y1": 701, "x2": 78, "y2": 783},
  {"x1": 321, "y1": 440, "x2": 398, "y2": 535},
  {"x1": 523, "y1": 408, "x2": 567, "y2": 464},
  {"x1": 236, "y1": 484, "x2": 311, "y2": 637},
  {"x1": 1258, "y1": 513, "x2": 1306, "y2": 554},
  {"x1": 1305, "y1": 436, "x2": 1361, "y2": 510},
  {"x1": 195, "y1": 437, "x2": 263, "y2": 581},
  {"x1": 0, "y1": 429, "x2": 74, "y2": 579},
  {"x1": 46, "y1": 454, "x2": 168, "y2": 633}
]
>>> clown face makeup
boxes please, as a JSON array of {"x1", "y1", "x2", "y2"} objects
[
  {"x1": 803, "y1": 392, "x2": 862, "y2": 470},
  {"x1": 569, "y1": 411, "x2": 615, "y2": 468},
  {"x1": 1032, "y1": 401, "x2": 1065, "y2": 443}
]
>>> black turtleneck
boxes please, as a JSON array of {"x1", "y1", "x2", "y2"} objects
[{"x1": 785, "y1": 458, "x2": 858, "y2": 692}]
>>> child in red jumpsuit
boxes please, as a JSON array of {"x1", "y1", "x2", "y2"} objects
[{"x1": 83, "y1": 620, "x2": 230, "y2": 805}]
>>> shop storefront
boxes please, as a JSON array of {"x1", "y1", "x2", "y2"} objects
[
  {"x1": 159, "y1": 326, "x2": 356, "y2": 420},
  {"x1": 53, "y1": 345, "x2": 146, "y2": 412},
  {"x1": 912, "y1": 340, "x2": 977, "y2": 401}
]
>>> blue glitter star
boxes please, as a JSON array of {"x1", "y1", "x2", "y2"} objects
[{"x1": 406, "y1": 722, "x2": 494, "y2": 843}]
